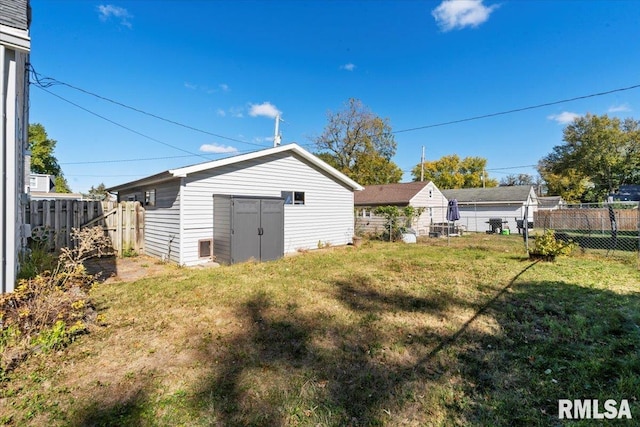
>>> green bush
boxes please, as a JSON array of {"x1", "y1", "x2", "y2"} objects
[{"x1": 530, "y1": 229, "x2": 576, "y2": 261}]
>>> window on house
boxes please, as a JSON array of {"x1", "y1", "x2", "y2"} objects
[
  {"x1": 199, "y1": 239, "x2": 212, "y2": 259},
  {"x1": 145, "y1": 189, "x2": 156, "y2": 207},
  {"x1": 362, "y1": 208, "x2": 372, "y2": 218},
  {"x1": 429, "y1": 189, "x2": 433, "y2": 198},
  {"x1": 281, "y1": 191, "x2": 305, "y2": 205}
]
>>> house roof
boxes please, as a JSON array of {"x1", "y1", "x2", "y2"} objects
[
  {"x1": 107, "y1": 143, "x2": 364, "y2": 192},
  {"x1": 538, "y1": 196, "x2": 564, "y2": 207},
  {"x1": 442, "y1": 185, "x2": 536, "y2": 204},
  {"x1": 354, "y1": 181, "x2": 432, "y2": 206}
]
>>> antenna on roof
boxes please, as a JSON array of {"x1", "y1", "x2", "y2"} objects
[{"x1": 273, "y1": 114, "x2": 282, "y2": 147}]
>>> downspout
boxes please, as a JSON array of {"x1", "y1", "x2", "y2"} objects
[
  {"x1": 178, "y1": 177, "x2": 185, "y2": 265},
  {"x1": 1, "y1": 45, "x2": 7, "y2": 292}
]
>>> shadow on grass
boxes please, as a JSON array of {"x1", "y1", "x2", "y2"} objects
[
  {"x1": 72, "y1": 386, "x2": 150, "y2": 427},
  {"x1": 453, "y1": 280, "x2": 640, "y2": 425},
  {"x1": 72, "y1": 259, "x2": 640, "y2": 425}
]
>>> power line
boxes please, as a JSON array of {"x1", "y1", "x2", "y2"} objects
[
  {"x1": 28, "y1": 65, "x2": 269, "y2": 149},
  {"x1": 393, "y1": 83, "x2": 640, "y2": 134},
  {"x1": 61, "y1": 154, "x2": 197, "y2": 165},
  {"x1": 59, "y1": 147, "x2": 265, "y2": 166},
  {"x1": 486, "y1": 164, "x2": 537, "y2": 171},
  {"x1": 34, "y1": 85, "x2": 210, "y2": 160}
]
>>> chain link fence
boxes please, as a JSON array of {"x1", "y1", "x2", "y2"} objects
[
  {"x1": 533, "y1": 202, "x2": 640, "y2": 254},
  {"x1": 356, "y1": 201, "x2": 639, "y2": 256}
]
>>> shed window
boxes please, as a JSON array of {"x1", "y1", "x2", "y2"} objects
[
  {"x1": 145, "y1": 189, "x2": 156, "y2": 207},
  {"x1": 199, "y1": 239, "x2": 212, "y2": 259},
  {"x1": 281, "y1": 191, "x2": 305, "y2": 205}
]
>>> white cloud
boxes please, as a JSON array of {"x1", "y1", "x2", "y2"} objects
[
  {"x1": 432, "y1": 0, "x2": 498, "y2": 32},
  {"x1": 547, "y1": 111, "x2": 581, "y2": 124},
  {"x1": 216, "y1": 108, "x2": 226, "y2": 117},
  {"x1": 97, "y1": 4, "x2": 133, "y2": 28},
  {"x1": 340, "y1": 63, "x2": 356, "y2": 71},
  {"x1": 184, "y1": 82, "x2": 197, "y2": 90},
  {"x1": 219, "y1": 84, "x2": 230, "y2": 92},
  {"x1": 249, "y1": 102, "x2": 281, "y2": 119},
  {"x1": 199, "y1": 143, "x2": 238, "y2": 154},
  {"x1": 608, "y1": 103, "x2": 631, "y2": 113}
]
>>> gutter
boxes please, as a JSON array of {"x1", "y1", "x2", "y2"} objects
[{"x1": 1, "y1": 45, "x2": 6, "y2": 292}]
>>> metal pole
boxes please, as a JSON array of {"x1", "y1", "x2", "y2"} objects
[{"x1": 420, "y1": 146, "x2": 425, "y2": 182}]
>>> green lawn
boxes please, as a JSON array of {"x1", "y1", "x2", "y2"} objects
[{"x1": 1, "y1": 235, "x2": 639, "y2": 426}]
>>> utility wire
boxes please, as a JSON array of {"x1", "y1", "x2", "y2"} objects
[
  {"x1": 28, "y1": 65, "x2": 269, "y2": 148},
  {"x1": 59, "y1": 147, "x2": 266, "y2": 166},
  {"x1": 34, "y1": 85, "x2": 210, "y2": 160},
  {"x1": 393, "y1": 84, "x2": 640, "y2": 134}
]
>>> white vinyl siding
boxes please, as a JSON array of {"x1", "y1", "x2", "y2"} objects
[
  {"x1": 456, "y1": 204, "x2": 527, "y2": 232},
  {"x1": 120, "y1": 180, "x2": 181, "y2": 263},
  {"x1": 409, "y1": 182, "x2": 448, "y2": 235},
  {"x1": 181, "y1": 151, "x2": 354, "y2": 266}
]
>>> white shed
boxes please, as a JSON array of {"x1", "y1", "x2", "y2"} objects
[
  {"x1": 354, "y1": 181, "x2": 448, "y2": 236},
  {"x1": 442, "y1": 186, "x2": 538, "y2": 233},
  {"x1": 108, "y1": 143, "x2": 363, "y2": 265}
]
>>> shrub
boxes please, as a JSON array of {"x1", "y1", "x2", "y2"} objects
[
  {"x1": 0, "y1": 227, "x2": 109, "y2": 375},
  {"x1": 373, "y1": 206, "x2": 424, "y2": 242},
  {"x1": 530, "y1": 229, "x2": 576, "y2": 261}
]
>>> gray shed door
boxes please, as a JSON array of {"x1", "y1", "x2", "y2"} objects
[
  {"x1": 259, "y1": 199, "x2": 285, "y2": 262},
  {"x1": 231, "y1": 199, "x2": 261, "y2": 263},
  {"x1": 230, "y1": 198, "x2": 284, "y2": 264}
]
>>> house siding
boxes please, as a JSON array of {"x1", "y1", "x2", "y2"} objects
[
  {"x1": 355, "y1": 182, "x2": 449, "y2": 236},
  {"x1": 1, "y1": 39, "x2": 29, "y2": 292},
  {"x1": 119, "y1": 180, "x2": 181, "y2": 263},
  {"x1": 212, "y1": 196, "x2": 232, "y2": 264},
  {"x1": 181, "y1": 151, "x2": 354, "y2": 266},
  {"x1": 0, "y1": 0, "x2": 29, "y2": 30},
  {"x1": 409, "y1": 182, "x2": 448, "y2": 234}
]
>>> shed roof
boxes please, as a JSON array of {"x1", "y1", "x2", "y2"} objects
[
  {"x1": 442, "y1": 185, "x2": 536, "y2": 204},
  {"x1": 107, "y1": 143, "x2": 363, "y2": 192},
  {"x1": 354, "y1": 182, "x2": 432, "y2": 206}
]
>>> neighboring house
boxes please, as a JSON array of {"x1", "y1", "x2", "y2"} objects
[
  {"x1": 442, "y1": 185, "x2": 538, "y2": 233},
  {"x1": 354, "y1": 181, "x2": 448, "y2": 236},
  {"x1": 537, "y1": 195, "x2": 566, "y2": 210},
  {"x1": 107, "y1": 143, "x2": 363, "y2": 265},
  {"x1": 1, "y1": 0, "x2": 31, "y2": 292},
  {"x1": 609, "y1": 185, "x2": 640, "y2": 202},
  {"x1": 27, "y1": 173, "x2": 84, "y2": 200},
  {"x1": 28, "y1": 173, "x2": 55, "y2": 193}
]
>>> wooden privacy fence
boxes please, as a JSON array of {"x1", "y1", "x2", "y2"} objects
[
  {"x1": 534, "y1": 208, "x2": 639, "y2": 232},
  {"x1": 26, "y1": 200, "x2": 145, "y2": 256}
]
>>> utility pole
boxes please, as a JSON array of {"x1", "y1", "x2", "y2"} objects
[
  {"x1": 273, "y1": 114, "x2": 282, "y2": 147},
  {"x1": 420, "y1": 146, "x2": 425, "y2": 182}
]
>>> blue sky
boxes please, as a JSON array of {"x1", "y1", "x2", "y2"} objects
[{"x1": 29, "y1": 0, "x2": 640, "y2": 193}]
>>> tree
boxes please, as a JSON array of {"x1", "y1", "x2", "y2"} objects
[
  {"x1": 54, "y1": 176, "x2": 72, "y2": 193},
  {"x1": 411, "y1": 154, "x2": 498, "y2": 189},
  {"x1": 500, "y1": 173, "x2": 534, "y2": 186},
  {"x1": 538, "y1": 114, "x2": 640, "y2": 202},
  {"x1": 83, "y1": 183, "x2": 110, "y2": 201},
  {"x1": 28, "y1": 123, "x2": 71, "y2": 192},
  {"x1": 314, "y1": 98, "x2": 402, "y2": 185}
]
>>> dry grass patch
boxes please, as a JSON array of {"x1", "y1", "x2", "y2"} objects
[{"x1": 1, "y1": 234, "x2": 638, "y2": 426}]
